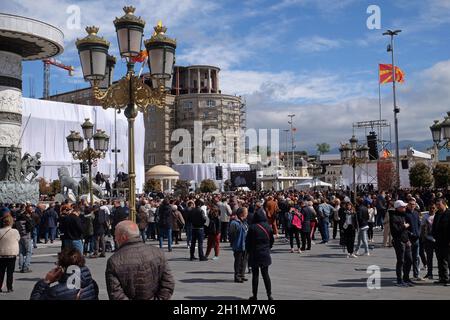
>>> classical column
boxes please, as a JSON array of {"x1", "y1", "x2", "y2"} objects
[
  {"x1": 208, "y1": 68, "x2": 211, "y2": 93},
  {"x1": 0, "y1": 51, "x2": 22, "y2": 180},
  {"x1": 197, "y1": 68, "x2": 200, "y2": 93},
  {"x1": 187, "y1": 68, "x2": 190, "y2": 94}
]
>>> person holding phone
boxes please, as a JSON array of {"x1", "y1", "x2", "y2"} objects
[{"x1": 30, "y1": 248, "x2": 98, "y2": 300}]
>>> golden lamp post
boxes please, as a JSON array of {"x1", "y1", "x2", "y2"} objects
[{"x1": 75, "y1": 6, "x2": 176, "y2": 222}]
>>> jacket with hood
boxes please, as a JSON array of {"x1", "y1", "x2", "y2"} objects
[
  {"x1": 30, "y1": 266, "x2": 98, "y2": 300},
  {"x1": 246, "y1": 210, "x2": 274, "y2": 267}
]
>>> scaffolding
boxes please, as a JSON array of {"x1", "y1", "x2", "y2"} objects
[{"x1": 352, "y1": 119, "x2": 392, "y2": 152}]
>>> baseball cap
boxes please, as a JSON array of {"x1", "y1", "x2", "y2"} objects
[{"x1": 394, "y1": 200, "x2": 408, "y2": 209}]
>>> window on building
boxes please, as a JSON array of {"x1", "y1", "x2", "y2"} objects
[
  {"x1": 147, "y1": 154, "x2": 156, "y2": 165},
  {"x1": 207, "y1": 100, "x2": 216, "y2": 107},
  {"x1": 182, "y1": 101, "x2": 192, "y2": 110}
]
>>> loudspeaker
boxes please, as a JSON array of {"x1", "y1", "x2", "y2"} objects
[
  {"x1": 401, "y1": 159, "x2": 409, "y2": 169},
  {"x1": 215, "y1": 166, "x2": 223, "y2": 180},
  {"x1": 367, "y1": 132, "x2": 378, "y2": 160}
]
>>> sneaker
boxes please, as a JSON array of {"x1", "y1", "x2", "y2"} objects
[
  {"x1": 199, "y1": 257, "x2": 208, "y2": 261},
  {"x1": 23, "y1": 268, "x2": 32, "y2": 273},
  {"x1": 242, "y1": 278, "x2": 248, "y2": 281},
  {"x1": 290, "y1": 248, "x2": 295, "y2": 253},
  {"x1": 351, "y1": 254, "x2": 358, "y2": 258},
  {"x1": 297, "y1": 249, "x2": 302, "y2": 254},
  {"x1": 89, "y1": 254, "x2": 98, "y2": 259},
  {"x1": 268, "y1": 295, "x2": 274, "y2": 300},
  {"x1": 190, "y1": 257, "x2": 198, "y2": 261},
  {"x1": 235, "y1": 279, "x2": 244, "y2": 283},
  {"x1": 396, "y1": 281, "x2": 408, "y2": 287},
  {"x1": 346, "y1": 254, "x2": 350, "y2": 258},
  {"x1": 6, "y1": 289, "x2": 13, "y2": 293},
  {"x1": 212, "y1": 256, "x2": 219, "y2": 261},
  {"x1": 404, "y1": 281, "x2": 415, "y2": 287},
  {"x1": 99, "y1": 254, "x2": 106, "y2": 258}
]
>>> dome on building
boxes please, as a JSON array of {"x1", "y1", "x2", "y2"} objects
[{"x1": 145, "y1": 165, "x2": 180, "y2": 179}]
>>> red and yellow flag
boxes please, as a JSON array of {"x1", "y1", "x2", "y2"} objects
[
  {"x1": 131, "y1": 50, "x2": 148, "y2": 63},
  {"x1": 379, "y1": 64, "x2": 405, "y2": 84}
]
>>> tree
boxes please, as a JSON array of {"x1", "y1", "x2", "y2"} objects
[
  {"x1": 377, "y1": 160, "x2": 396, "y2": 191},
  {"x1": 316, "y1": 143, "x2": 330, "y2": 155},
  {"x1": 38, "y1": 178, "x2": 51, "y2": 195},
  {"x1": 409, "y1": 163, "x2": 433, "y2": 189},
  {"x1": 144, "y1": 179, "x2": 161, "y2": 193},
  {"x1": 51, "y1": 180, "x2": 61, "y2": 195},
  {"x1": 433, "y1": 163, "x2": 450, "y2": 189},
  {"x1": 200, "y1": 179, "x2": 217, "y2": 193},
  {"x1": 174, "y1": 179, "x2": 190, "y2": 197}
]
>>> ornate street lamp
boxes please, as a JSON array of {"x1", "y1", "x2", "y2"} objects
[
  {"x1": 66, "y1": 120, "x2": 109, "y2": 205},
  {"x1": 340, "y1": 136, "x2": 369, "y2": 203},
  {"x1": 429, "y1": 112, "x2": 450, "y2": 163},
  {"x1": 76, "y1": 5, "x2": 176, "y2": 222}
]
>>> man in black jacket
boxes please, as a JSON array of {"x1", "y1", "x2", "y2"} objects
[
  {"x1": 390, "y1": 200, "x2": 413, "y2": 287},
  {"x1": 92, "y1": 205, "x2": 108, "y2": 258},
  {"x1": 158, "y1": 200, "x2": 174, "y2": 252},
  {"x1": 405, "y1": 198, "x2": 422, "y2": 281},
  {"x1": 432, "y1": 198, "x2": 450, "y2": 286},
  {"x1": 187, "y1": 199, "x2": 207, "y2": 261},
  {"x1": 14, "y1": 205, "x2": 34, "y2": 272},
  {"x1": 62, "y1": 207, "x2": 84, "y2": 254}
]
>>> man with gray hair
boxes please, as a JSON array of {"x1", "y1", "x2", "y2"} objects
[{"x1": 105, "y1": 220, "x2": 175, "y2": 300}]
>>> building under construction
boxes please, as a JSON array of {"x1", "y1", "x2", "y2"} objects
[{"x1": 46, "y1": 64, "x2": 247, "y2": 171}]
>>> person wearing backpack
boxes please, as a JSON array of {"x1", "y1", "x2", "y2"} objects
[
  {"x1": 286, "y1": 204, "x2": 303, "y2": 253},
  {"x1": 205, "y1": 203, "x2": 221, "y2": 260},
  {"x1": 246, "y1": 209, "x2": 274, "y2": 300}
]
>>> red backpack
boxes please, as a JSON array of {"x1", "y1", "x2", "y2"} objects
[{"x1": 291, "y1": 208, "x2": 304, "y2": 230}]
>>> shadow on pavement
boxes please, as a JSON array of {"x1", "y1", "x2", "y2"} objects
[
  {"x1": 179, "y1": 278, "x2": 235, "y2": 284},
  {"x1": 185, "y1": 271, "x2": 235, "y2": 274}
]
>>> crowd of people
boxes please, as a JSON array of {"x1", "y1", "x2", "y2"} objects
[{"x1": 0, "y1": 187, "x2": 449, "y2": 299}]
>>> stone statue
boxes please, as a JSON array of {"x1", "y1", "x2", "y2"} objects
[
  {"x1": 21, "y1": 152, "x2": 42, "y2": 182},
  {"x1": 58, "y1": 167, "x2": 80, "y2": 198},
  {"x1": 79, "y1": 176, "x2": 103, "y2": 199},
  {"x1": 5, "y1": 146, "x2": 20, "y2": 181}
]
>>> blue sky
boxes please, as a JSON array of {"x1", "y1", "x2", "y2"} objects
[{"x1": 3, "y1": 0, "x2": 450, "y2": 152}]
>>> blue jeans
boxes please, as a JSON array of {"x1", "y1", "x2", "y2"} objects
[
  {"x1": 45, "y1": 227, "x2": 57, "y2": 242},
  {"x1": 32, "y1": 226, "x2": 39, "y2": 247},
  {"x1": 186, "y1": 223, "x2": 192, "y2": 246},
  {"x1": 158, "y1": 227, "x2": 172, "y2": 250},
  {"x1": 146, "y1": 223, "x2": 156, "y2": 239},
  {"x1": 321, "y1": 220, "x2": 330, "y2": 242},
  {"x1": 140, "y1": 229, "x2": 147, "y2": 243},
  {"x1": 64, "y1": 239, "x2": 83, "y2": 254},
  {"x1": 356, "y1": 228, "x2": 370, "y2": 254},
  {"x1": 19, "y1": 238, "x2": 33, "y2": 270},
  {"x1": 411, "y1": 239, "x2": 420, "y2": 278},
  {"x1": 190, "y1": 228, "x2": 205, "y2": 259}
]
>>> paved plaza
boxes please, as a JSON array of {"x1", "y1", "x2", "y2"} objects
[{"x1": 1, "y1": 229, "x2": 448, "y2": 300}]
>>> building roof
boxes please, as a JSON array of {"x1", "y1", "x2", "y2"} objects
[{"x1": 145, "y1": 165, "x2": 180, "y2": 178}]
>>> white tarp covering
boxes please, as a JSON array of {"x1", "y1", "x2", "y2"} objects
[
  {"x1": 20, "y1": 98, "x2": 146, "y2": 192},
  {"x1": 294, "y1": 179, "x2": 332, "y2": 190},
  {"x1": 173, "y1": 163, "x2": 250, "y2": 182}
]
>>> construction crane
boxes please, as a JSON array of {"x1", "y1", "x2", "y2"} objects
[{"x1": 43, "y1": 58, "x2": 75, "y2": 99}]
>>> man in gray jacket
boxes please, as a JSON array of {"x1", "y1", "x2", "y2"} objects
[
  {"x1": 218, "y1": 197, "x2": 232, "y2": 242},
  {"x1": 105, "y1": 220, "x2": 175, "y2": 300}
]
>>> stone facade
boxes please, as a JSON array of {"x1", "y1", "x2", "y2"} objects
[{"x1": 0, "y1": 181, "x2": 39, "y2": 204}]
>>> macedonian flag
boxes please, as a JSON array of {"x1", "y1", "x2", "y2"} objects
[
  {"x1": 131, "y1": 49, "x2": 149, "y2": 63},
  {"x1": 379, "y1": 63, "x2": 405, "y2": 84}
]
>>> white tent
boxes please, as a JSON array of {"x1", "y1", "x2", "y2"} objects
[
  {"x1": 21, "y1": 98, "x2": 146, "y2": 192},
  {"x1": 294, "y1": 179, "x2": 332, "y2": 190}
]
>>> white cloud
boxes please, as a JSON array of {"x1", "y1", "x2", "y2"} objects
[{"x1": 297, "y1": 36, "x2": 342, "y2": 52}]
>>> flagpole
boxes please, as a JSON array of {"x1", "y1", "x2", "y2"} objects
[
  {"x1": 378, "y1": 73, "x2": 383, "y2": 151},
  {"x1": 383, "y1": 29, "x2": 402, "y2": 190}
]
